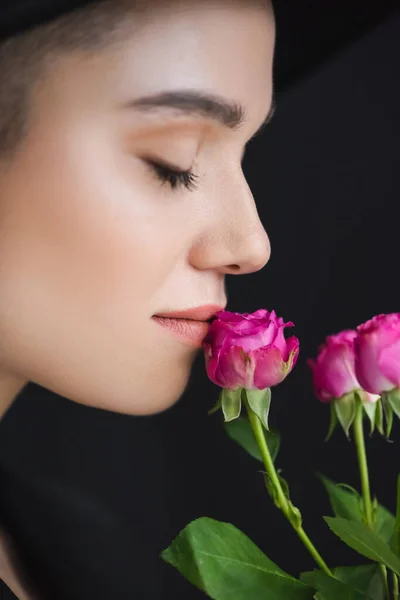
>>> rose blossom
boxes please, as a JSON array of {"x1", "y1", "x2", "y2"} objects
[
  {"x1": 308, "y1": 330, "x2": 378, "y2": 404},
  {"x1": 203, "y1": 309, "x2": 299, "y2": 390},
  {"x1": 355, "y1": 313, "x2": 400, "y2": 395}
]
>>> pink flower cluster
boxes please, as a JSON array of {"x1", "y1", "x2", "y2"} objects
[
  {"x1": 308, "y1": 313, "x2": 400, "y2": 403},
  {"x1": 203, "y1": 307, "x2": 400, "y2": 405}
]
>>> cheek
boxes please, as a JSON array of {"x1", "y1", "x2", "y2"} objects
[
  {"x1": 6, "y1": 142, "x2": 183, "y2": 320},
  {"x1": 0, "y1": 141, "x2": 194, "y2": 413}
]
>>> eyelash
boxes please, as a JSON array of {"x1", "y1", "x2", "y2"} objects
[{"x1": 147, "y1": 159, "x2": 199, "y2": 191}]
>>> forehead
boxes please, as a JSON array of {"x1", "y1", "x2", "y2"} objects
[
  {"x1": 50, "y1": 2, "x2": 275, "y2": 125},
  {"x1": 125, "y1": 3, "x2": 274, "y2": 92}
]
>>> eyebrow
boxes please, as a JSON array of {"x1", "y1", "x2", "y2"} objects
[{"x1": 122, "y1": 90, "x2": 276, "y2": 135}]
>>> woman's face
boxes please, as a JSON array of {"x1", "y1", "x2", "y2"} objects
[{"x1": 0, "y1": 1, "x2": 274, "y2": 415}]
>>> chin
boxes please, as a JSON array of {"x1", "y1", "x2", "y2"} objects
[
  {"x1": 39, "y1": 365, "x2": 190, "y2": 417},
  {"x1": 24, "y1": 339, "x2": 195, "y2": 417},
  {"x1": 102, "y1": 386, "x2": 185, "y2": 417}
]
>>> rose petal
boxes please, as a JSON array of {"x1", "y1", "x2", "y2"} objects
[
  {"x1": 214, "y1": 345, "x2": 255, "y2": 389},
  {"x1": 355, "y1": 331, "x2": 394, "y2": 394},
  {"x1": 377, "y1": 336, "x2": 400, "y2": 389},
  {"x1": 252, "y1": 346, "x2": 287, "y2": 389}
]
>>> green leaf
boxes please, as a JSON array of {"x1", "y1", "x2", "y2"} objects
[
  {"x1": 224, "y1": 417, "x2": 280, "y2": 463},
  {"x1": 371, "y1": 496, "x2": 378, "y2": 528},
  {"x1": 319, "y1": 475, "x2": 395, "y2": 543},
  {"x1": 376, "y1": 502, "x2": 397, "y2": 545},
  {"x1": 324, "y1": 517, "x2": 400, "y2": 576},
  {"x1": 245, "y1": 388, "x2": 272, "y2": 431},
  {"x1": 221, "y1": 388, "x2": 242, "y2": 422},
  {"x1": 336, "y1": 483, "x2": 360, "y2": 496},
  {"x1": 319, "y1": 475, "x2": 363, "y2": 522},
  {"x1": 325, "y1": 402, "x2": 338, "y2": 442},
  {"x1": 301, "y1": 570, "x2": 375, "y2": 600},
  {"x1": 333, "y1": 564, "x2": 385, "y2": 600},
  {"x1": 161, "y1": 517, "x2": 314, "y2": 600},
  {"x1": 387, "y1": 388, "x2": 400, "y2": 420},
  {"x1": 334, "y1": 393, "x2": 357, "y2": 438}
]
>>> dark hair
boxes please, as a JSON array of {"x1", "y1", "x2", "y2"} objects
[{"x1": 0, "y1": 0, "x2": 142, "y2": 161}]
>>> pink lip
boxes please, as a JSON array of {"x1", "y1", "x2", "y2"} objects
[
  {"x1": 152, "y1": 316, "x2": 210, "y2": 348},
  {"x1": 154, "y1": 304, "x2": 225, "y2": 322},
  {"x1": 152, "y1": 304, "x2": 226, "y2": 348}
]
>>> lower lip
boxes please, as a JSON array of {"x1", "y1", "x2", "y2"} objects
[{"x1": 152, "y1": 316, "x2": 209, "y2": 348}]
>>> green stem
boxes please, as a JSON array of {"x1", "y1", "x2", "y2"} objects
[
  {"x1": 395, "y1": 474, "x2": 400, "y2": 557},
  {"x1": 244, "y1": 395, "x2": 332, "y2": 577},
  {"x1": 393, "y1": 476, "x2": 400, "y2": 600},
  {"x1": 393, "y1": 572, "x2": 399, "y2": 600},
  {"x1": 353, "y1": 399, "x2": 373, "y2": 527},
  {"x1": 379, "y1": 564, "x2": 389, "y2": 600},
  {"x1": 353, "y1": 398, "x2": 389, "y2": 599}
]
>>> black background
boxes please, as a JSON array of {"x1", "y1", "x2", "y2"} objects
[{"x1": 1, "y1": 2, "x2": 400, "y2": 599}]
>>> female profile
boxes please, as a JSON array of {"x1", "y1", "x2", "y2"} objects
[{"x1": 0, "y1": 0, "x2": 274, "y2": 597}]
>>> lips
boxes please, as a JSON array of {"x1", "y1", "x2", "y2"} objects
[
  {"x1": 152, "y1": 304, "x2": 226, "y2": 347},
  {"x1": 152, "y1": 316, "x2": 208, "y2": 346},
  {"x1": 154, "y1": 304, "x2": 226, "y2": 323}
]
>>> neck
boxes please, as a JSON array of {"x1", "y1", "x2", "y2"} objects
[
  {"x1": 0, "y1": 369, "x2": 27, "y2": 420},
  {"x1": 0, "y1": 372, "x2": 30, "y2": 599},
  {"x1": 0, "y1": 530, "x2": 33, "y2": 600}
]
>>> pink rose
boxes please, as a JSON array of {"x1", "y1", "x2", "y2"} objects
[
  {"x1": 203, "y1": 309, "x2": 299, "y2": 390},
  {"x1": 308, "y1": 330, "x2": 378, "y2": 404},
  {"x1": 355, "y1": 313, "x2": 400, "y2": 395}
]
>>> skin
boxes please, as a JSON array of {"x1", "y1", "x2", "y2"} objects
[
  {"x1": 0, "y1": 535, "x2": 32, "y2": 599},
  {"x1": 0, "y1": 1, "x2": 274, "y2": 595}
]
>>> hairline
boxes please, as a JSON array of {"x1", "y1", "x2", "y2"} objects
[{"x1": 0, "y1": 0, "x2": 272, "y2": 164}]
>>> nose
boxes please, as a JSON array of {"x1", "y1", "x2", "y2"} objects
[{"x1": 189, "y1": 173, "x2": 271, "y2": 275}]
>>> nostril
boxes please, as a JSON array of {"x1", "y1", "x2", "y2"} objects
[{"x1": 228, "y1": 264, "x2": 241, "y2": 272}]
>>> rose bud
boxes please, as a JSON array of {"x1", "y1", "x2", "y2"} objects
[
  {"x1": 308, "y1": 330, "x2": 379, "y2": 438},
  {"x1": 308, "y1": 330, "x2": 377, "y2": 404},
  {"x1": 203, "y1": 309, "x2": 299, "y2": 391},
  {"x1": 355, "y1": 313, "x2": 400, "y2": 395}
]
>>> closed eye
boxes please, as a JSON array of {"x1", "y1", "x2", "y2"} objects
[{"x1": 146, "y1": 159, "x2": 199, "y2": 191}]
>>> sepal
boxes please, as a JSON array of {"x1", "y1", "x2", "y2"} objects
[
  {"x1": 375, "y1": 400, "x2": 384, "y2": 436},
  {"x1": 221, "y1": 387, "x2": 242, "y2": 422},
  {"x1": 245, "y1": 387, "x2": 272, "y2": 431},
  {"x1": 208, "y1": 392, "x2": 223, "y2": 416},
  {"x1": 362, "y1": 399, "x2": 378, "y2": 436},
  {"x1": 385, "y1": 388, "x2": 400, "y2": 420},
  {"x1": 332, "y1": 392, "x2": 386, "y2": 440},
  {"x1": 381, "y1": 393, "x2": 394, "y2": 439},
  {"x1": 334, "y1": 392, "x2": 357, "y2": 438},
  {"x1": 325, "y1": 402, "x2": 338, "y2": 441}
]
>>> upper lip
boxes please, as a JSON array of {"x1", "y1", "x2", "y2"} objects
[{"x1": 153, "y1": 304, "x2": 226, "y2": 322}]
